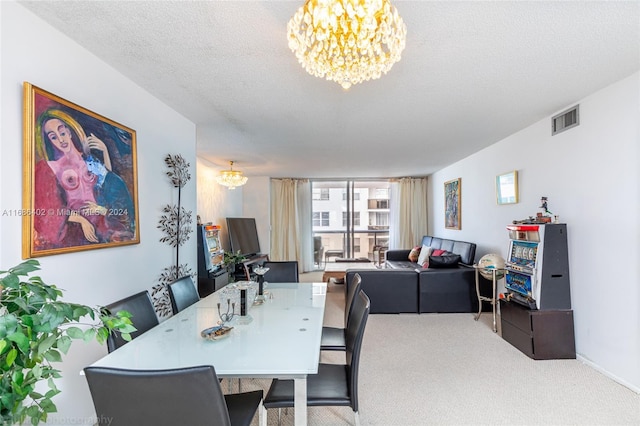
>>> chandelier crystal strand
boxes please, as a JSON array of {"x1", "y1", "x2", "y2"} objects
[
  {"x1": 215, "y1": 161, "x2": 248, "y2": 190},
  {"x1": 287, "y1": 0, "x2": 406, "y2": 89}
]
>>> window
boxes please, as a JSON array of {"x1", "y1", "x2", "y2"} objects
[
  {"x1": 370, "y1": 212, "x2": 389, "y2": 226},
  {"x1": 311, "y1": 180, "x2": 390, "y2": 261},
  {"x1": 312, "y1": 188, "x2": 329, "y2": 200},
  {"x1": 374, "y1": 188, "x2": 389, "y2": 198},
  {"x1": 313, "y1": 211, "x2": 329, "y2": 226},
  {"x1": 342, "y1": 192, "x2": 360, "y2": 201},
  {"x1": 342, "y1": 212, "x2": 360, "y2": 227},
  {"x1": 353, "y1": 237, "x2": 361, "y2": 253}
]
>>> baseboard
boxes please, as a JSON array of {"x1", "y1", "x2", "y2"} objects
[{"x1": 576, "y1": 354, "x2": 640, "y2": 394}]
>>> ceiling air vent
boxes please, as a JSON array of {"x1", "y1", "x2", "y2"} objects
[{"x1": 552, "y1": 105, "x2": 579, "y2": 136}]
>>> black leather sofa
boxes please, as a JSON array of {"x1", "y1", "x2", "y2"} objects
[{"x1": 345, "y1": 236, "x2": 491, "y2": 314}]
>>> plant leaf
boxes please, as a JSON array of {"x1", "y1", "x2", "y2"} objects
[
  {"x1": 9, "y1": 259, "x2": 40, "y2": 276},
  {"x1": 7, "y1": 332, "x2": 30, "y2": 353},
  {"x1": 28, "y1": 391, "x2": 44, "y2": 400},
  {"x1": 6, "y1": 348, "x2": 18, "y2": 367},
  {"x1": 37, "y1": 335, "x2": 57, "y2": 355},
  {"x1": 82, "y1": 328, "x2": 96, "y2": 343},
  {"x1": 31, "y1": 364, "x2": 42, "y2": 380},
  {"x1": 56, "y1": 336, "x2": 72, "y2": 354},
  {"x1": 0, "y1": 272, "x2": 19, "y2": 288},
  {"x1": 40, "y1": 397, "x2": 57, "y2": 413},
  {"x1": 65, "y1": 327, "x2": 84, "y2": 339},
  {"x1": 43, "y1": 349, "x2": 62, "y2": 362}
]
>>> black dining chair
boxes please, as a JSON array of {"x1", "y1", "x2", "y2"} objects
[
  {"x1": 84, "y1": 365, "x2": 265, "y2": 426},
  {"x1": 262, "y1": 261, "x2": 299, "y2": 282},
  {"x1": 263, "y1": 290, "x2": 370, "y2": 426},
  {"x1": 105, "y1": 290, "x2": 159, "y2": 353},
  {"x1": 320, "y1": 273, "x2": 362, "y2": 351},
  {"x1": 168, "y1": 276, "x2": 200, "y2": 314}
]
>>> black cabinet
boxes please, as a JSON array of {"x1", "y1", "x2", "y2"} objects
[
  {"x1": 197, "y1": 269, "x2": 228, "y2": 298},
  {"x1": 500, "y1": 299, "x2": 575, "y2": 360}
]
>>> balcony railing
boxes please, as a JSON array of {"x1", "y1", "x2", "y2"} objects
[{"x1": 314, "y1": 229, "x2": 389, "y2": 264}]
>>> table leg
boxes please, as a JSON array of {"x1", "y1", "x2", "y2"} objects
[
  {"x1": 490, "y1": 270, "x2": 497, "y2": 333},
  {"x1": 294, "y1": 377, "x2": 307, "y2": 426},
  {"x1": 474, "y1": 267, "x2": 482, "y2": 321},
  {"x1": 474, "y1": 267, "x2": 499, "y2": 333}
]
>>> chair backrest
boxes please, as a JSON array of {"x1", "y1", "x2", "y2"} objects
[
  {"x1": 345, "y1": 290, "x2": 370, "y2": 413},
  {"x1": 168, "y1": 276, "x2": 200, "y2": 314},
  {"x1": 344, "y1": 273, "x2": 362, "y2": 327},
  {"x1": 262, "y1": 261, "x2": 299, "y2": 282},
  {"x1": 105, "y1": 290, "x2": 159, "y2": 353},
  {"x1": 84, "y1": 365, "x2": 231, "y2": 426}
]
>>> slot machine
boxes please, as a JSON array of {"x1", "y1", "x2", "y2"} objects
[
  {"x1": 504, "y1": 223, "x2": 571, "y2": 310},
  {"x1": 501, "y1": 223, "x2": 575, "y2": 359},
  {"x1": 197, "y1": 224, "x2": 227, "y2": 297}
]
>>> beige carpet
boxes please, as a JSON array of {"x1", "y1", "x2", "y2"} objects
[{"x1": 235, "y1": 271, "x2": 640, "y2": 425}]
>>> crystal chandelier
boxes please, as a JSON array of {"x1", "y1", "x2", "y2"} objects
[
  {"x1": 287, "y1": 0, "x2": 407, "y2": 89},
  {"x1": 216, "y1": 161, "x2": 248, "y2": 189}
]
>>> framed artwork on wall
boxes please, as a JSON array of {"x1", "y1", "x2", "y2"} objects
[
  {"x1": 496, "y1": 170, "x2": 519, "y2": 205},
  {"x1": 444, "y1": 178, "x2": 461, "y2": 230},
  {"x1": 22, "y1": 82, "x2": 140, "y2": 257}
]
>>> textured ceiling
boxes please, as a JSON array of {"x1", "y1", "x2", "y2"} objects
[{"x1": 18, "y1": 1, "x2": 640, "y2": 178}]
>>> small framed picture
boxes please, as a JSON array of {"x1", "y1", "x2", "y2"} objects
[
  {"x1": 496, "y1": 171, "x2": 519, "y2": 205},
  {"x1": 444, "y1": 178, "x2": 461, "y2": 230}
]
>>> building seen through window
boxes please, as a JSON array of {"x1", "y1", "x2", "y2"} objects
[{"x1": 312, "y1": 180, "x2": 389, "y2": 265}]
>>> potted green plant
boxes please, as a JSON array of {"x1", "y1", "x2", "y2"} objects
[
  {"x1": 223, "y1": 250, "x2": 247, "y2": 282},
  {"x1": 0, "y1": 259, "x2": 135, "y2": 426}
]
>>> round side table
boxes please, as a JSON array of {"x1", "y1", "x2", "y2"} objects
[{"x1": 474, "y1": 265, "x2": 505, "y2": 333}]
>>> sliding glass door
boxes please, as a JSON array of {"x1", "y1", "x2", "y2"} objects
[{"x1": 311, "y1": 180, "x2": 390, "y2": 269}]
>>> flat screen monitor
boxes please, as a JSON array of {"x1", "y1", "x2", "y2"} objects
[{"x1": 226, "y1": 217, "x2": 261, "y2": 257}]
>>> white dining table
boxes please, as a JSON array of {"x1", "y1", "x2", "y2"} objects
[{"x1": 87, "y1": 281, "x2": 327, "y2": 426}]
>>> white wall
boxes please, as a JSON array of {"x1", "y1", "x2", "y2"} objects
[
  {"x1": 1, "y1": 2, "x2": 198, "y2": 423},
  {"x1": 196, "y1": 157, "x2": 243, "y2": 250},
  {"x1": 429, "y1": 72, "x2": 640, "y2": 392}
]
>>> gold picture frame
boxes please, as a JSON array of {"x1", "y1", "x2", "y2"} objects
[
  {"x1": 444, "y1": 178, "x2": 461, "y2": 230},
  {"x1": 23, "y1": 82, "x2": 140, "y2": 257},
  {"x1": 496, "y1": 171, "x2": 519, "y2": 205}
]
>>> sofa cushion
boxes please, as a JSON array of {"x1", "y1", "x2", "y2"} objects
[
  {"x1": 420, "y1": 236, "x2": 433, "y2": 248},
  {"x1": 408, "y1": 246, "x2": 421, "y2": 262},
  {"x1": 432, "y1": 249, "x2": 446, "y2": 256},
  {"x1": 385, "y1": 260, "x2": 418, "y2": 269},
  {"x1": 452, "y1": 241, "x2": 476, "y2": 265},
  {"x1": 428, "y1": 254, "x2": 462, "y2": 268},
  {"x1": 417, "y1": 245, "x2": 432, "y2": 266},
  {"x1": 430, "y1": 238, "x2": 443, "y2": 250}
]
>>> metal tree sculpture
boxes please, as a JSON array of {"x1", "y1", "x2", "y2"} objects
[{"x1": 152, "y1": 154, "x2": 194, "y2": 318}]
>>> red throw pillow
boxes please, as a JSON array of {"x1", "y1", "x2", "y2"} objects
[
  {"x1": 431, "y1": 249, "x2": 446, "y2": 256},
  {"x1": 408, "y1": 246, "x2": 421, "y2": 262}
]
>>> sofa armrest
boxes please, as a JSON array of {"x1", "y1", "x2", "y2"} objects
[
  {"x1": 385, "y1": 249, "x2": 411, "y2": 261},
  {"x1": 346, "y1": 269, "x2": 419, "y2": 314}
]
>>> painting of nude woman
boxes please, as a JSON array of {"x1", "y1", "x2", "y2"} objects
[{"x1": 23, "y1": 83, "x2": 139, "y2": 257}]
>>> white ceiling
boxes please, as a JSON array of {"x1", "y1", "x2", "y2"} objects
[{"x1": 18, "y1": 1, "x2": 639, "y2": 179}]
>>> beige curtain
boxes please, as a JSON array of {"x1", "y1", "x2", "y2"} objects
[
  {"x1": 390, "y1": 177, "x2": 428, "y2": 248},
  {"x1": 270, "y1": 179, "x2": 311, "y2": 264}
]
